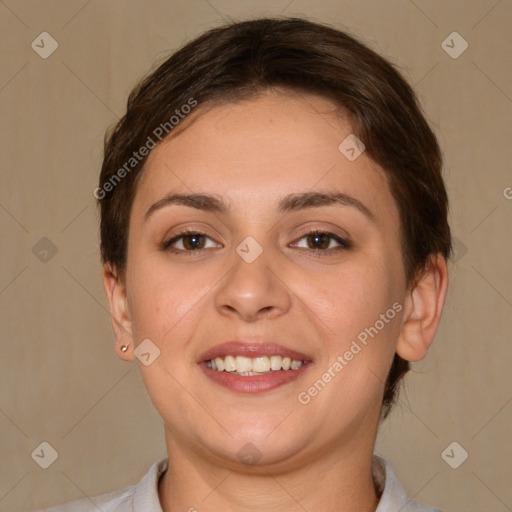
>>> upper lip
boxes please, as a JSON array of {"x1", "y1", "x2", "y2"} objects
[{"x1": 198, "y1": 341, "x2": 312, "y2": 363}]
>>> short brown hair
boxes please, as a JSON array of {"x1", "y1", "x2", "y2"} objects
[{"x1": 98, "y1": 17, "x2": 452, "y2": 419}]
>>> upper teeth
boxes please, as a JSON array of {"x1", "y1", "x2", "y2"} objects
[{"x1": 205, "y1": 355, "x2": 305, "y2": 372}]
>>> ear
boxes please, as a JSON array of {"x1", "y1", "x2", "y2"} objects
[
  {"x1": 396, "y1": 254, "x2": 449, "y2": 362},
  {"x1": 102, "y1": 263, "x2": 136, "y2": 361}
]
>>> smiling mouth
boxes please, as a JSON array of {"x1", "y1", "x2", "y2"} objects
[
  {"x1": 198, "y1": 341, "x2": 312, "y2": 392},
  {"x1": 205, "y1": 355, "x2": 307, "y2": 375}
]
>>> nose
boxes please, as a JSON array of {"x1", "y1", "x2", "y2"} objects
[{"x1": 214, "y1": 245, "x2": 292, "y2": 322}]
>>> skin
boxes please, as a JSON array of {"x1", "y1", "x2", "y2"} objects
[{"x1": 103, "y1": 90, "x2": 448, "y2": 512}]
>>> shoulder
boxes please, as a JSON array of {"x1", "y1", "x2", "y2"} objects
[
  {"x1": 38, "y1": 487, "x2": 136, "y2": 512},
  {"x1": 36, "y1": 457, "x2": 168, "y2": 512},
  {"x1": 374, "y1": 455, "x2": 444, "y2": 512}
]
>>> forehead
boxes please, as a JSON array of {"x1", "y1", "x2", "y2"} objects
[{"x1": 133, "y1": 91, "x2": 398, "y2": 225}]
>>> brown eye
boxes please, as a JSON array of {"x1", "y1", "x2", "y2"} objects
[
  {"x1": 293, "y1": 231, "x2": 350, "y2": 251},
  {"x1": 163, "y1": 231, "x2": 221, "y2": 253},
  {"x1": 306, "y1": 232, "x2": 331, "y2": 249},
  {"x1": 181, "y1": 234, "x2": 206, "y2": 250}
]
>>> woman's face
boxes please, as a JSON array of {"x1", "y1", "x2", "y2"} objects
[{"x1": 122, "y1": 91, "x2": 408, "y2": 468}]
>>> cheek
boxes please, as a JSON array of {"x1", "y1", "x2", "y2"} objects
[
  {"x1": 297, "y1": 258, "x2": 393, "y2": 334},
  {"x1": 126, "y1": 254, "x2": 215, "y2": 341},
  {"x1": 295, "y1": 252, "x2": 402, "y2": 393},
  {"x1": 301, "y1": 266, "x2": 401, "y2": 409}
]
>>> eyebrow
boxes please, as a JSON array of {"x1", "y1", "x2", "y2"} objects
[
  {"x1": 144, "y1": 193, "x2": 229, "y2": 221},
  {"x1": 144, "y1": 191, "x2": 375, "y2": 222},
  {"x1": 278, "y1": 191, "x2": 375, "y2": 221}
]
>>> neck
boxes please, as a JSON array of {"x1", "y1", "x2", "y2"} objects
[{"x1": 158, "y1": 430, "x2": 380, "y2": 512}]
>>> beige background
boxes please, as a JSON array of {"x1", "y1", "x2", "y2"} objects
[{"x1": 0, "y1": 1, "x2": 511, "y2": 511}]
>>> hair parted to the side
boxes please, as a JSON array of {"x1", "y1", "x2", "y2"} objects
[{"x1": 98, "y1": 17, "x2": 452, "y2": 419}]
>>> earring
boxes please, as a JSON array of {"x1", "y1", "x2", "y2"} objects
[{"x1": 120, "y1": 344, "x2": 129, "y2": 352}]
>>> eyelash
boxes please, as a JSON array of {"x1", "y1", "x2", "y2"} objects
[{"x1": 161, "y1": 229, "x2": 352, "y2": 255}]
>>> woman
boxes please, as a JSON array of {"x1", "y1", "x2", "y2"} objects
[{"x1": 47, "y1": 16, "x2": 450, "y2": 512}]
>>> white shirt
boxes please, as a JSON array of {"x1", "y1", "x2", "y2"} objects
[{"x1": 41, "y1": 456, "x2": 442, "y2": 511}]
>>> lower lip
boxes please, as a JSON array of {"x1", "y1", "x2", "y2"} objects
[{"x1": 199, "y1": 363, "x2": 311, "y2": 393}]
